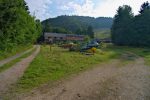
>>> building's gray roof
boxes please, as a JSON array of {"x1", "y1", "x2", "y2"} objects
[
  {"x1": 44, "y1": 33, "x2": 66, "y2": 37},
  {"x1": 44, "y1": 33, "x2": 84, "y2": 37}
]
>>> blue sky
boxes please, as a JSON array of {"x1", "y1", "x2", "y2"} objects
[{"x1": 25, "y1": 0, "x2": 150, "y2": 21}]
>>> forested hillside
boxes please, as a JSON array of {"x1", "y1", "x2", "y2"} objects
[
  {"x1": 42, "y1": 16, "x2": 113, "y2": 35},
  {"x1": 111, "y1": 1, "x2": 150, "y2": 47},
  {"x1": 0, "y1": 0, "x2": 42, "y2": 51}
]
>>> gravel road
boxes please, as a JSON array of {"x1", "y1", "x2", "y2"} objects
[
  {"x1": 0, "y1": 46, "x2": 36, "y2": 67},
  {"x1": 21, "y1": 58, "x2": 150, "y2": 100},
  {"x1": 0, "y1": 45, "x2": 40, "y2": 96}
]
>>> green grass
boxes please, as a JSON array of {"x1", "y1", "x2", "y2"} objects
[
  {"x1": 94, "y1": 29, "x2": 111, "y2": 39},
  {"x1": 145, "y1": 55, "x2": 150, "y2": 65},
  {"x1": 15, "y1": 45, "x2": 120, "y2": 92},
  {"x1": 0, "y1": 45, "x2": 32, "y2": 61},
  {"x1": 104, "y1": 45, "x2": 150, "y2": 66},
  {"x1": 0, "y1": 47, "x2": 36, "y2": 73},
  {"x1": 14, "y1": 45, "x2": 150, "y2": 93}
]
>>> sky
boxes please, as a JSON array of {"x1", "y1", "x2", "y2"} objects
[{"x1": 25, "y1": 0, "x2": 150, "y2": 21}]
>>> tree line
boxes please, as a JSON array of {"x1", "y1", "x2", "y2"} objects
[
  {"x1": 42, "y1": 16, "x2": 113, "y2": 38},
  {"x1": 111, "y1": 1, "x2": 150, "y2": 47},
  {"x1": 0, "y1": 0, "x2": 42, "y2": 51}
]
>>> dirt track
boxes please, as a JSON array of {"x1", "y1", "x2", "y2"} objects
[
  {"x1": 0, "y1": 46, "x2": 36, "y2": 67},
  {"x1": 21, "y1": 57, "x2": 150, "y2": 100},
  {"x1": 0, "y1": 45, "x2": 40, "y2": 96}
]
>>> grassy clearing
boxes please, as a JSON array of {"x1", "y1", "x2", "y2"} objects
[
  {"x1": 144, "y1": 55, "x2": 150, "y2": 65},
  {"x1": 0, "y1": 45, "x2": 32, "y2": 61},
  {"x1": 0, "y1": 47, "x2": 36, "y2": 73},
  {"x1": 94, "y1": 29, "x2": 111, "y2": 39},
  {"x1": 104, "y1": 45, "x2": 150, "y2": 66},
  {"x1": 13, "y1": 45, "x2": 150, "y2": 93},
  {"x1": 15, "y1": 45, "x2": 120, "y2": 92}
]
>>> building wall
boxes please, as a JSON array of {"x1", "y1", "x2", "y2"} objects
[{"x1": 44, "y1": 33, "x2": 84, "y2": 42}]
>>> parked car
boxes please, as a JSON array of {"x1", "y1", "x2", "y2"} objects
[
  {"x1": 87, "y1": 41, "x2": 99, "y2": 48},
  {"x1": 80, "y1": 45, "x2": 91, "y2": 52},
  {"x1": 80, "y1": 41, "x2": 99, "y2": 52}
]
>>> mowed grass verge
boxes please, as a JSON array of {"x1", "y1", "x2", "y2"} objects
[{"x1": 16, "y1": 45, "x2": 119, "y2": 92}]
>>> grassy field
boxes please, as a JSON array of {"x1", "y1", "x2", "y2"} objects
[
  {"x1": 105, "y1": 45, "x2": 150, "y2": 65},
  {"x1": 0, "y1": 47, "x2": 36, "y2": 73},
  {"x1": 94, "y1": 29, "x2": 111, "y2": 39},
  {"x1": 14, "y1": 45, "x2": 150, "y2": 93},
  {"x1": 0, "y1": 45, "x2": 32, "y2": 61},
  {"x1": 15, "y1": 45, "x2": 120, "y2": 92}
]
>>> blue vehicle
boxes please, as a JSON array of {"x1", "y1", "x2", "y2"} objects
[
  {"x1": 80, "y1": 41, "x2": 99, "y2": 52},
  {"x1": 87, "y1": 41, "x2": 99, "y2": 48}
]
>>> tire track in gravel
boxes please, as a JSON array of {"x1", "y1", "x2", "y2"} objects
[
  {"x1": 0, "y1": 45, "x2": 40, "y2": 96},
  {"x1": 21, "y1": 57, "x2": 150, "y2": 100},
  {"x1": 0, "y1": 46, "x2": 36, "y2": 67}
]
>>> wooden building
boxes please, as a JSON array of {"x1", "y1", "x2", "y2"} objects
[{"x1": 44, "y1": 33, "x2": 85, "y2": 43}]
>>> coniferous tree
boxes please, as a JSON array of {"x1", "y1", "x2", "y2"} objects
[
  {"x1": 87, "y1": 26, "x2": 94, "y2": 38},
  {"x1": 111, "y1": 2, "x2": 150, "y2": 47},
  {"x1": 134, "y1": 1, "x2": 150, "y2": 46},
  {"x1": 139, "y1": 1, "x2": 150, "y2": 14},
  {"x1": 111, "y1": 5, "x2": 133, "y2": 45}
]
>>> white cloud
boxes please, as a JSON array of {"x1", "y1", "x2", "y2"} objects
[
  {"x1": 25, "y1": 0, "x2": 52, "y2": 20},
  {"x1": 66, "y1": 0, "x2": 95, "y2": 16},
  {"x1": 93, "y1": 0, "x2": 150, "y2": 17},
  {"x1": 65, "y1": 0, "x2": 150, "y2": 17},
  {"x1": 25, "y1": 0, "x2": 150, "y2": 20},
  {"x1": 60, "y1": 5, "x2": 70, "y2": 11}
]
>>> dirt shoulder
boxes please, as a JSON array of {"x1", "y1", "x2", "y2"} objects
[
  {"x1": 0, "y1": 45, "x2": 40, "y2": 97},
  {"x1": 19, "y1": 57, "x2": 150, "y2": 100}
]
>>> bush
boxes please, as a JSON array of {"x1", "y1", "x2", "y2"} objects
[{"x1": 87, "y1": 47, "x2": 97, "y2": 54}]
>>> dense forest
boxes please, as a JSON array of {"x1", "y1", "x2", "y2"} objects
[
  {"x1": 0, "y1": 0, "x2": 42, "y2": 51},
  {"x1": 111, "y1": 1, "x2": 150, "y2": 47},
  {"x1": 42, "y1": 16, "x2": 113, "y2": 36}
]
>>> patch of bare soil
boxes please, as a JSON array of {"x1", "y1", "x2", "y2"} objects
[
  {"x1": 0, "y1": 45, "x2": 40, "y2": 97},
  {"x1": 19, "y1": 56, "x2": 150, "y2": 100}
]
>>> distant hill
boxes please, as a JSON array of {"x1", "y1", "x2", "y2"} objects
[{"x1": 42, "y1": 15, "x2": 113, "y2": 35}]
